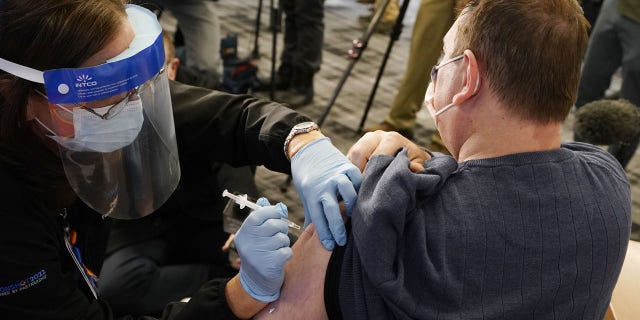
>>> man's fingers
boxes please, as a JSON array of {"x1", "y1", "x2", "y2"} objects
[
  {"x1": 409, "y1": 161, "x2": 426, "y2": 172},
  {"x1": 347, "y1": 131, "x2": 381, "y2": 172},
  {"x1": 349, "y1": 131, "x2": 424, "y2": 173},
  {"x1": 372, "y1": 131, "x2": 412, "y2": 156}
]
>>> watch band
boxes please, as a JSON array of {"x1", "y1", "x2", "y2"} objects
[{"x1": 283, "y1": 121, "x2": 319, "y2": 160}]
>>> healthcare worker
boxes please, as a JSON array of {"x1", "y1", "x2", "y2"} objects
[{"x1": 0, "y1": 0, "x2": 364, "y2": 318}]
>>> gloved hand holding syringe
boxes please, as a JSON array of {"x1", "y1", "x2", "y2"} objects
[
  {"x1": 222, "y1": 189, "x2": 301, "y2": 230},
  {"x1": 227, "y1": 190, "x2": 294, "y2": 303}
]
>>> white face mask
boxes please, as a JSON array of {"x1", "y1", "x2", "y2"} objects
[{"x1": 35, "y1": 99, "x2": 145, "y2": 153}]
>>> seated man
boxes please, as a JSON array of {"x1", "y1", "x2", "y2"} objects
[{"x1": 255, "y1": 0, "x2": 631, "y2": 319}]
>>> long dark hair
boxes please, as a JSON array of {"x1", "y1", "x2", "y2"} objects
[{"x1": 0, "y1": 0, "x2": 127, "y2": 209}]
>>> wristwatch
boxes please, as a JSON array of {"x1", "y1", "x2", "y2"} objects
[{"x1": 283, "y1": 121, "x2": 320, "y2": 160}]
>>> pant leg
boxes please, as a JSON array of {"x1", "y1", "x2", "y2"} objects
[
  {"x1": 385, "y1": 0, "x2": 456, "y2": 130},
  {"x1": 294, "y1": 0, "x2": 324, "y2": 73},
  {"x1": 98, "y1": 239, "x2": 210, "y2": 316},
  {"x1": 618, "y1": 10, "x2": 640, "y2": 108},
  {"x1": 280, "y1": 0, "x2": 298, "y2": 68},
  {"x1": 606, "y1": 2, "x2": 640, "y2": 168},
  {"x1": 373, "y1": 0, "x2": 400, "y2": 22},
  {"x1": 575, "y1": 0, "x2": 623, "y2": 107},
  {"x1": 157, "y1": 0, "x2": 221, "y2": 76}
]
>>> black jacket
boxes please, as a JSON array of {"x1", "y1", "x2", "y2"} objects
[{"x1": 0, "y1": 81, "x2": 310, "y2": 319}]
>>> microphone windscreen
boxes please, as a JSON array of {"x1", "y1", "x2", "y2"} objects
[{"x1": 574, "y1": 99, "x2": 640, "y2": 145}]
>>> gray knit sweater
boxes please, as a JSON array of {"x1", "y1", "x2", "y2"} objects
[{"x1": 339, "y1": 142, "x2": 631, "y2": 319}]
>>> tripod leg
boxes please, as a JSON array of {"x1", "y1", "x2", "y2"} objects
[
  {"x1": 358, "y1": 0, "x2": 412, "y2": 132},
  {"x1": 252, "y1": 0, "x2": 263, "y2": 59},
  {"x1": 316, "y1": 0, "x2": 394, "y2": 127},
  {"x1": 269, "y1": 0, "x2": 281, "y2": 100}
]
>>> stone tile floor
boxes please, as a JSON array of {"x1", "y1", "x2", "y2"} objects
[{"x1": 212, "y1": 0, "x2": 639, "y2": 240}]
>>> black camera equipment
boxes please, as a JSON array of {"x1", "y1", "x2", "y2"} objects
[{"x1": 220, "y1": 34, "x2": 262, "y2": 94}]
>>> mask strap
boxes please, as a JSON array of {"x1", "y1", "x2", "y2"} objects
[
  {"x1": 34, "y1": 89, "x2": 73, "y2": 115},
  {"x1": 434, "y1": 103, "x2": 456, "y2": 117},
  {"x1": 33, "y1": 117, "x2": 57, "y2": 136},
  {"x1": 0, "y1": 57, "x2": 45, "y2": 83}
]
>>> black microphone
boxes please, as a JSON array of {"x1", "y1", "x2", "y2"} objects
[{"x1": 574, "y1": 99, "x2": 640, "y2": 145}]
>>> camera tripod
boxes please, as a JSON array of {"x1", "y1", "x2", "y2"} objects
[{"x1": 317, "y1": 0, "x2": 413, "y2": 129}]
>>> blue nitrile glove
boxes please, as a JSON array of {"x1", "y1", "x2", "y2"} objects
[
  {"x1": 235, "y1": 198, "x2": 293, "y2": 302},
  {"x1": 291, "y1": 137, "x2": 363, "y2": 250}
]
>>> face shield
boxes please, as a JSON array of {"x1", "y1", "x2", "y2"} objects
[{"x1": 0, "y1": 5, "x2": 180, "y2": 219}]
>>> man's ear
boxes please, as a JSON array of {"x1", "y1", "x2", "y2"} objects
[
  {"x1": 167, "y1": 57, "x2": 180, "y2": 81},
  {"x1": 452, "y1": 49, "x2": 481, "y2": 105}
]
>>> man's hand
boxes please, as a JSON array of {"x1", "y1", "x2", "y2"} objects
[
  {"x1": 235, "y1": 198, "x2": 293, "y2": 303},
  {"x1": 348, "y1": 131, "x2": 430, "y2": 173},
  {"x1": 291, "y1": 137, "x2": 362, "y2": 251}
]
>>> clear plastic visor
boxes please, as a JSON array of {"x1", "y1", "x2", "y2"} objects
[{"x1": 58, "y1": 71, "x2": 180, "y2": 219}]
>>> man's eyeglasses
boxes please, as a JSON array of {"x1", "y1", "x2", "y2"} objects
[{"x1": 430, "y1": 54, "x2": 464, "y2": 84}]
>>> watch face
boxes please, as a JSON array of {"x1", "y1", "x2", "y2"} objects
[{"x1": 295, "y1": 121, "x2": 316, "y2": 130}]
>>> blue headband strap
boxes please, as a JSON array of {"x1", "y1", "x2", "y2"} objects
[
  {"x1": 43, "y1": 34, "x2": 164, "y2": 104},
  {"x1": 0, "y1": 4, "x2": 164, "y2": 104}
]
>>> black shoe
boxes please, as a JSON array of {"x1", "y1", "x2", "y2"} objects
[
  {"x1": 275, "y1": 87, "x2": 314, "y2": 107},
  {"x1": 275, "y1": 68, "x2": 314, "y2": 107},
  {"x1": 256, "y1": 64, "x2": 293, "y2": 92}
]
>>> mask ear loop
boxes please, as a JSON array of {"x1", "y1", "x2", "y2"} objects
[
  {"x1": 33, "y1": 89, "x2": 74, "y2": 115},
  {"x1": 33, "y1": 116, "x2": 58, "y2": 137},
  {"x1": 30, "y1": 91, "x2": 59, "y2": 137},
  {"x1": 467, "y1": 60, "x2": 481, "y2": 96}
]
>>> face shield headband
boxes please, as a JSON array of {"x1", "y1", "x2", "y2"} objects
[
  {"x1": 0, "y1": 5, "x2": 181, "y2": 219},
  {"x1": 0, "y1": 4, "x2": 165, "y2": 104}
]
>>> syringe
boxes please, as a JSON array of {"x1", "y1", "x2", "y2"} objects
[{"x1": 222, "y1": 189, "x2": 301, "y2": 230}]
